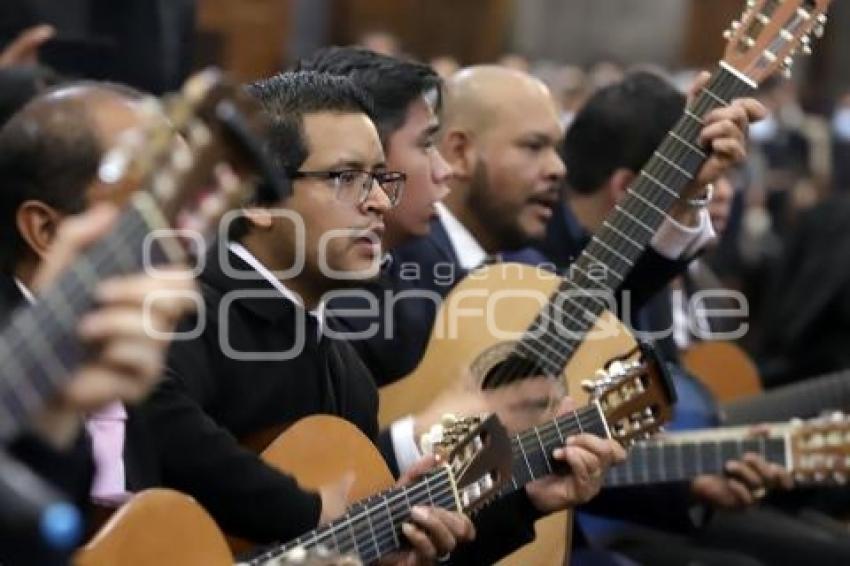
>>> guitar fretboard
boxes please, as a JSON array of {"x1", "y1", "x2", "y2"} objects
[
  {"x1": 246, "y1": 467, "x2": 458, "y2": 565},
  {"x1": 605, "y1": 434, "x2": 787, "y2": 487},
  {"x1": 0, "y1": 199, "x2": 169, "y2": 440},
  {"x1": 492, "y1": 402, "x2": 610, "y2": 500},
  {"x1": 506, "y1": 64, "x2": 756, "y2": 382}
]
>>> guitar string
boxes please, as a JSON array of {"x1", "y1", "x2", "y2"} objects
[
  {"x1": 608, "y1": 437, "x2": 786, "y2": 486},
  {"x1": 511, "y1": 67, "x2": 742, "y2": 377},
  {"x1": 264, "y1": 407, "x2": 605, "y2": 563},
  {"x1": 265, "y1": 483, "x2": 456, "y2": 563},
  {"x1": 304, "y1": 410, "x2": 608, "y2": 563},
  {"x1": 256, "y1": 467, "x2": 457, "y2": 562}
]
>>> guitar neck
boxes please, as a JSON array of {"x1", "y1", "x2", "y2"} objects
[
  {"x1": 722, "y1": 369, "x2": 850, "y2": 426},
  {"x1": 0, "y1": 196, "x2": 176, "y2": 441},
  {"x1": 605, "y1": 430, "x2": 788, "y2": 487},
  {"x1": 514, "y1": 63, "x2": 756, "y2": 379},
  {"x1": 245, "y1": 467, "x2": 459, "y2": 565},
  {"x1": 494, "y1": 402, "x2": 611, "y2": 499}
]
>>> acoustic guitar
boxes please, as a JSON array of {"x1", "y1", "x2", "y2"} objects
[
  {"x1": 77, "y1": 413, "x2": 511, "y2": 565},
  {"x1": 75, "y1": 348, "x2": 673, "y2": 565},
  {"x1": 378, "y1": 1, "x2": 833, "y2": 564}
]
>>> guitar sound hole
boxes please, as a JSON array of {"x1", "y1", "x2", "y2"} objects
[{"x1": 482, "y1": 354, "x2": 545, "y2": 389}]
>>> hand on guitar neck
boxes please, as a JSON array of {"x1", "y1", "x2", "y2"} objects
[
  {"x1": 667, "y1": 71, "x2": 767, "y2": 227},
  {"x1": 690, "y1": 426, "x2": 794, "y2": 510},
  {"x1": 413, "y1": 381, "x2": 626, "y2": 516},
  {"x1": 318, "y1": 455, "x2": 475, "y2": 565},
  {"x1": 27, "y1": 205, "x2": 198, "y2": 448},
  {"x1": 523, "y1": 396, "x2": 626, "y2": 514}
]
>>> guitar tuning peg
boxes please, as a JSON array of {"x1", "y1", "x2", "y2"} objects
[
  {"x1": 817, "y1": 13, "x2": 828, "y2": 24},
  {"x1": 781, "y1": 57, "x2": 794, "y2": 79},
  {"x1": 746, "y1": 0, "x2": 756, "y2": 8},
  {"x1": 581, "y1": 379, "x2": 596, "y2": 393},
  {"x1": 723, "y1": 29, "x2": 733, "y2": 40},
  {"x1": 802, "y1": 44, "x2": 812, "y2": 56},
  {"x1": 814, "y1": 24, "x2": 825, "y2": 38},
  {"x1": 731, "y1": 20, "x2": 741, "y2": 30}
]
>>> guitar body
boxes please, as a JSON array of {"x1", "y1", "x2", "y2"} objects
[
  {"x1": 682, "y1": 341, "x2": 762, "y2": 402},
  {"x1": 261, "y1": 414, "x2": 395, "y2": 501},
  {"x1": 75, "y1": 489, "x2": 233, "y2": 566},
  {"x1": 76, "y1": 417, "x2": 393, "y2": 566},
  {"x1": 378, "y1": 263, "x2": 638, "y2": 426},
  {"x1": 378, "y1": 264, "x2": 638, "y2": 566}
]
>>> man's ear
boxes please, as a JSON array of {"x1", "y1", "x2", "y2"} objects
[
  {"x1": 241, "y1": 207, "x2": 275, "y2": 230},
  {"x1": 441, "y1": 129, "x2": 477, "y2": 180},
  {"x1": 16, "y1": 200, "x2": 64, "y2": 261},
  {"x1": 607, "y1": 168, "x2": 637, "y2": 205}
]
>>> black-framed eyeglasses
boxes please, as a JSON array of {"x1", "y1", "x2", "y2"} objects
[{"x1": 287, "y1": 169, "x2": 406, "y2": 207}]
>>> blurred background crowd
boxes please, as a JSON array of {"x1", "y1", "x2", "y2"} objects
[{"x1": 3, "y1": 0, "x2": 850, "y2": 387}]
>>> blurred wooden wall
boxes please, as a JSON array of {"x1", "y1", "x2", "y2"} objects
[
  {"x1": 196, "y1": 0, "x2": 291, "y2": 82},
  {"x1": 330, "y1": 0, "x2": 513, "y2": 64}
]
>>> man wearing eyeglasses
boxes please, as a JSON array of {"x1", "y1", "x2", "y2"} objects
[{"x1": 139, "y1": 71, "x2": 475, "y2": 563}]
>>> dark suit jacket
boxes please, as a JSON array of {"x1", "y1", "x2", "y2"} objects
[
  {"x1": 757, "y1": 195, "x2": 850, "y2": 386},
  {"x1": 329, "y1": 216, "x2": 462, "y2": 387}
]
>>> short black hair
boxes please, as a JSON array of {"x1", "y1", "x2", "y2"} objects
[
  {"x1": 295, "y1": 46, "x2": 442, "y2": 148},
  {"x1": 0, "y1": 81, "x2": 144, "y2": 273},
  {"x1": 563, "y1": 71, "x2": 685, "y2": 195},
  {"x1": 234, "y1": 71, "x2": 375, "y2": 240}
]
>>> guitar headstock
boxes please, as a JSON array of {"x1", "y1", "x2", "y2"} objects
[
  {"x1": 96, "y1": 68, "x2": 285, "y2": 253},
  {"x1": 581, "y1": 344, "x2": 676, "y2": 447},
  {"x1": 722, "y1": 0, "x2": 832, "y2": 82},
  {"x1": 420, "y1": 414, "x2": 512, "y2": 513},
  {"x1": 789, "y1": 412, "x2": 850, "y2": 485}
]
